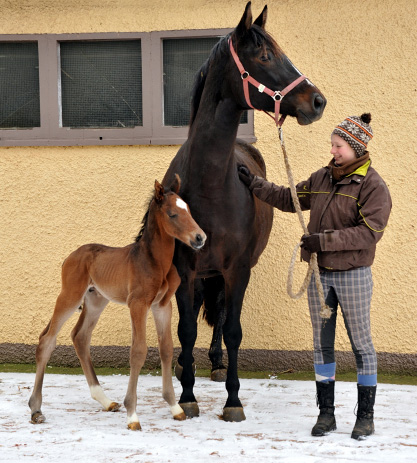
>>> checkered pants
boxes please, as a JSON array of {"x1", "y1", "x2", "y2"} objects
[{"x1": 308, "y1": 266, "x2": 377, "y2": 376}]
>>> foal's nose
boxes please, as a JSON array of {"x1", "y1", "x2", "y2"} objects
[{"x1": 192, "y1": 232, "x2": 206, "y2": 250}]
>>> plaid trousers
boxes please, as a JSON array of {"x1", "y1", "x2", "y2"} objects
[{"x1": 307, "y1": 266, "x2": 377, "y2": 376}]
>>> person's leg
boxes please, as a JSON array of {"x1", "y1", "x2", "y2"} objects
[
  {"x1": 308, "y1": 275, "x2": 338, "y2": 436},
  {"x1": 336, "y1": 267, "x2": 377, "y2": 439}
]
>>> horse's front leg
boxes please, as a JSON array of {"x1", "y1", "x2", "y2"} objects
[
  {"x1": 176, "y1": 275, "x2": 200, "y2": 418},
  {"x1": 124, "y1": 297, "x2": 148, "y2": 430},
  {"x1": 151, "y1": 300, "x2": 185, "y2": 421},
  {"x1": 222, "y1": 266, "x2": 251, "y2": 422}
]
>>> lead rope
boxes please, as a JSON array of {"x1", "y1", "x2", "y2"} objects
[{"x1": 278, "y1": 127, "x2": 332, "y2": 319}]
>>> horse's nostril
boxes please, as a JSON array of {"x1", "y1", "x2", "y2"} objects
[
  {"x1": 313, "y1": 94, "x2": 325, "y2": 111},
  {"x1": 196, "y1": 234, "x2": 203, "y2": 243}
]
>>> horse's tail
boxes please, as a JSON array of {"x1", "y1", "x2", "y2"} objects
[{"x1": 201, "y1": 276, "x2": 225, "y2": 327}]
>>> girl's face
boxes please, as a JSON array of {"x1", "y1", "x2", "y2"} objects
[{"x1": 330, "y1": 134, "x2": 357, "y2": 166}]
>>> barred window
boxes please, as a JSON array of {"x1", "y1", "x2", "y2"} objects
[
  {"x1": 0, "y1": 42, "x2": 40, "y2": 129},
  {"x1": 0, "y1": 31, "x2": 254, "y2": 147},
  {"x1": 60, "y1": 40, "x2": 142, "y2": 129}
]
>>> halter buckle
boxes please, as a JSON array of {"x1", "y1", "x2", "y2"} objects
[
  {"x1": 272, "y1": 91, "x2": 283, "y2": 101},
  {"x1": 241, "y1": 71, "x2": 249, "y2": 80}
]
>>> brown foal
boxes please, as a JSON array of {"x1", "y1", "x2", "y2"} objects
[{"x1": 28, "y1": 175, "x2": 206, "y2": 430}]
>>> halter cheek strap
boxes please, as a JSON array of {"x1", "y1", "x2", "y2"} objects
[{"x1": 229, "y1": 38, "x2": 307, "y2": 127}]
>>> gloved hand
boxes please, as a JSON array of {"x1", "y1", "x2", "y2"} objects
[
  {"x1": 238, "y1": 164, "x2": 254, "y2": 187},
  {"x1": 301, "y1": 233, "x2": 322, "y2": 253}
]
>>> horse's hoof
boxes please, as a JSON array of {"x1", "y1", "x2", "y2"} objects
[
  {"x1": 127, "y1": 421, "x2": 142, "y2": 431},
  {"x1": 222, "y1": 407, "x2": 246, "y2": 422},
  {"x1": 179, "y1": 402, "x2": 200, "y2": 418},
  {"x1": 210, "y1": 368, "x2": 227, "y2": 382},
  {"x1": 107, "y1": 402, "x2": 121, "y2": 412},
  {"x1": 173, "y1": 411, "x2": 187, "y2": 421},
  {"x1": 31, "y1": 411, "x2": 46, "y2": 424},
  {"x1": 174, "y1": 362, "x2": 196, "y2": 381}
]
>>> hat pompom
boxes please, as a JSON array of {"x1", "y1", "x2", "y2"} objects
[{"x1": 360, "y1": 113, "x2": 372, "y2": 124}]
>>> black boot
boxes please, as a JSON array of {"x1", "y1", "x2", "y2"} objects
[
  {"x1": 311, "y1": 381, "x2": 337, "y2": 436},
  {"x1": 351, "y1": 384, "x2": 376, "y2": 440}
]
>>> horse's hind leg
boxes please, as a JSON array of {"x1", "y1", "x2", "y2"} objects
[
  {"x1": 205, "y1": 276, "x2": 227, "y2": 382},
  {"x1": 29, "y1": 289, "x2": 86, "y2": 424},
  {"x1": 152, "y1": 301, "x2": 186, "y2": 421},
  {"x1": 71, "y1": 289, "x2": 119, "y2": 412}
]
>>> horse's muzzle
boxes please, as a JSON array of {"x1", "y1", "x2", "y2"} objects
[{"x1": 191, "y1": 233, "x2": 206, "y2": 250}]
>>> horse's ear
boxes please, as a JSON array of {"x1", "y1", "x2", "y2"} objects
[
  {"x1": 235, "y1": 1, "x2": 253, "y2": 39},
  {"x1": 170, "y1": 173, "x2": 181, "y2": 194},
  {"x1": 253, "y1": 5, "x2": 267, "y2": 29},
  {"x1": 154, "y1": 180, "x2": 165, "y2": 204}
]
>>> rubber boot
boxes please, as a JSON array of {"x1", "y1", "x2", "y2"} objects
[
  {"x1": 351, "y1": 385, "x2": 376, "y2": 440},
  {"x1": 311, "y1": 381, "x2": 337, "y2": 436}
]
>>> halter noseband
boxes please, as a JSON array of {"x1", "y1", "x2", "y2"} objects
[{"x1": 229, "y1": 38, "x2": 307, "y2": 127}]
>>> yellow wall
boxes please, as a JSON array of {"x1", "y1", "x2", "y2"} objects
[{"x1": 1, "y1": 0, "x2": 416, "y2": 356}]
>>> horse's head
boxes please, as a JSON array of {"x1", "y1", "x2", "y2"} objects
[
  {"x1": 154, "y1": 174, "x2": 206, "y2": 250},
  {"x1": 229, "y1": 2, "x2": 326, "y2": 125}
]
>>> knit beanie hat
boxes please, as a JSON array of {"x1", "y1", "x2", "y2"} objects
[{"x1": 332, "y1": 113, "x2": 373, "y2": 157}]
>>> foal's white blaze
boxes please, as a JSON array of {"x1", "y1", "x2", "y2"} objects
[
  {"x1": 176, "y1": 197, "x2": 189, "y2": 213},
  {"x1": 90, "y1": 385, "x2": 113, "y2": 410}
]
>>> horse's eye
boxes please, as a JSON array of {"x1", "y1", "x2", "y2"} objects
[
  {"x1": 169, "y1": 213, "x2": 178, "y2": 219},
  {"x1": 260, "y1": 54, "x2": 270, "y2": 62}
]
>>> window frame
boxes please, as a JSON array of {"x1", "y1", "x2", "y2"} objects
[{"x1": 0, "y1": 30, "x2": 255, "y2": 147}]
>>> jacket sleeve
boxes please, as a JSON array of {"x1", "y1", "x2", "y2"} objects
[
  {"x1": 249, "y1": 176, "x2": 312, "y2": 212},
  {"x1": 321, "y1": 175, "x2": 392, "y2": 251}
]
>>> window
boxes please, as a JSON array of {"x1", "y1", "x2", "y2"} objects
[
  {"x1": 0, "y1": 31, "x2": 254, "y2": 147},
  {"x1": 0, "y1": 42, "x2": 40, "y2": 129}
]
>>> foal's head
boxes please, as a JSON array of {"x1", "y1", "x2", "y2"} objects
[{"x1": 154, "y1": 174, "x2": 206, "y2": 250}]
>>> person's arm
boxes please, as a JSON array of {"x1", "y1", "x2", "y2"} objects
[{"x1": 238, "y1": 165, "x2": 311, "y2": 212}]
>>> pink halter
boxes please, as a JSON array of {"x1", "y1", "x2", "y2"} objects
[{"x1": 229, "y1": 38, "x2": 307, "y2": 127}]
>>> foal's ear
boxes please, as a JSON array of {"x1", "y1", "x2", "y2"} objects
[
  {"x1": 154, "y1": 180, "x2": 165, "y2": 203},
  {"x1": 253, "y1": 5, "x2": 267, "y2": 29},
  {"x1": 170, "y1": 173, "x2": 181, "y2": 194},
  {"x1": 236, "y1": 1, "x2": 253, "y2": 38}
]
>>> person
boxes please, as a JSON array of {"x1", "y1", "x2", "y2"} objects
[{"x1": 238, "y1": 113, "x2": 391, "y2": 440}]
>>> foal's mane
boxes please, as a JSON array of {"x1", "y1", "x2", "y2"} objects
[
  {"x1": 134, "y1": 187, "x2": 173, "y2": 243},
  {"x1": 189, "y1": 25, "x2": 283, "y2": 128}
]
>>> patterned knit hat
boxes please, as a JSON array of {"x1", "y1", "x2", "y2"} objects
[{"x1": 332, "y1": 113, "x2": 373, "y2": 157}]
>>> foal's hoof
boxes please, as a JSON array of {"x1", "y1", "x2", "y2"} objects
[
  {"x1": 222, "y1": 407, "x2": 246, "y2": 422},
  {"x1": 174, "y1": 362, "x2": 196, "y2": 381},
  {"x1": 31, "y1": 411, "x2": 46, "y2": 424},
  {"x1": 210, "y1": 368, "x2": 227, "y2": 382},
  {"x1": 173, "y1": 411, "x2": 187, "y2": 421},
  {"x1": 107, "y1": 402, "x2": 121, "y2": 412},
  {"x1": 127, "y1": 421, "x2": 142, "y2": 431},
  {"x1": 179, "y1": 402, "x2": 200, "y2": 418}
]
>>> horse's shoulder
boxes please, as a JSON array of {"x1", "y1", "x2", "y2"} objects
[{"x1": 234, "y1": 138, "x2": 266, "y2": 176}]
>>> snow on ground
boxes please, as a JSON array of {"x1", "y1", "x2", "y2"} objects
[{"x1": 0, "y1": 372, "x2": 416, "y2": 462}]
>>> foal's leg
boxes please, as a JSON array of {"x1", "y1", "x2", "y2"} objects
[
  {"x1": 29, "y1": 288, "x2": 86, "y2": 423},
  {"x1": 71, "y1": 289, "x2": 120, "y2": 412},
  {"x1": 124, "y1": 299, "x2": 148, "y2": 430},
  {"x1": 152, "y1": 301, "x2": 186, "y2": 421}
]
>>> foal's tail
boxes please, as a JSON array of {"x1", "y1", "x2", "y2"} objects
[{"x1": 201, "y1": 276, "x2": 225, "y2": 327}]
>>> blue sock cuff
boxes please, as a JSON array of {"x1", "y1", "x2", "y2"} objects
[
  {"x1": 314, "y1": 363, "x2": 336, "y2": 382},
  {"x1": 358, "y1": 374, "x2": 377, "y2": 386}
]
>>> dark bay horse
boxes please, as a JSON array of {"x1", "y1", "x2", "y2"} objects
[
  {"x1": 28, "y1": 175, "x2": 206, "y2": 430},
  {"x1": 162, "y1": 2, "x2": 326, "y2": 422}
]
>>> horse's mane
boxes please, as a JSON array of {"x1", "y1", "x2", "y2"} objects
[
  {"x1": 189, "y1": 25, "x2": 283, "y2": 128},
  {"x1": 134, "y1": 195, "x2": 153, "y2": 243},
  {"x1": 134, "y1": 186, "x2": 175, "y2": 243}
]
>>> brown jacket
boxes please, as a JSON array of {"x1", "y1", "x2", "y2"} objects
[{"x1": 249, "y1": 160, "x2": 392, "y2": 270}]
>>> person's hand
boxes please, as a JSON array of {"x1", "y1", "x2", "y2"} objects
[
  {"x1": 238, "y1": 164, "x2": 254, "y2": 187},
  {"x1": 301, "y1": 233, "x2": 322, "y2": 253}
]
